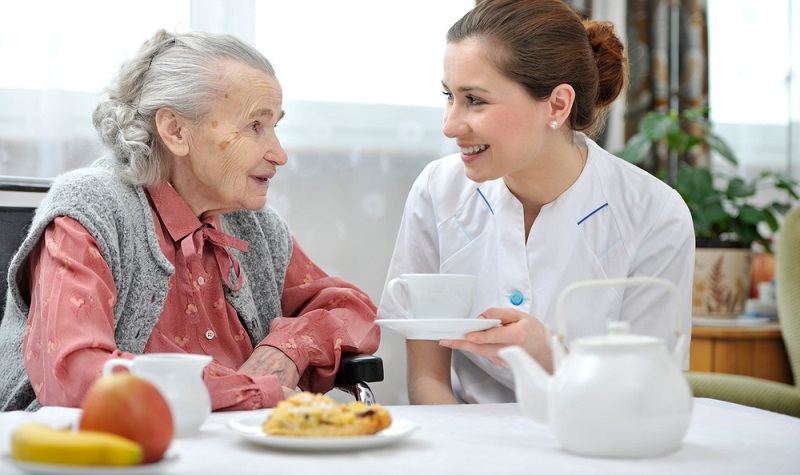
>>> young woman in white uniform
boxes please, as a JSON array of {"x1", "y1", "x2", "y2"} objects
[{"x1": 378, "y1": 0, "x2": 695, "y2": 405}]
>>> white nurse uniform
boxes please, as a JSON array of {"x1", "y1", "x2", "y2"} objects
[{"x1": 379, "y1": 134, "x2": 695, "y2": 403}]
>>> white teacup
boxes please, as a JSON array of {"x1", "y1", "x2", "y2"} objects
[
  {"x1": 387, "y1": 273, "x2": 478, "y2": 320},
  {"x1": 103, "y1": 353, "x2": 213, "y2": 437}
]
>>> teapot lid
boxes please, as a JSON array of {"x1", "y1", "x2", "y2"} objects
[{"x1": 573, "y1": 321, "x2": 661, "y2": 348}]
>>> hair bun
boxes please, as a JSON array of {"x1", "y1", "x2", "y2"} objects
[
  {"x1": 585, "y1": 20, "x2": 627, "y2": 108},
  {"x1": 92, "y1": 100, "x2": 151, "y2": 166}
]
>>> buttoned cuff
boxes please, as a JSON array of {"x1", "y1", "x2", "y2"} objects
[{"x1": 251, "y1": 374, "x2": 287, "y2": 407}]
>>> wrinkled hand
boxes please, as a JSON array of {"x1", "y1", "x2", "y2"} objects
[
  {"x1": 238, "y1": 345, "x2": 300, "y2": 390},
  {"x1": 439, "y1": 307, "x2": 554, "y2": 373}
]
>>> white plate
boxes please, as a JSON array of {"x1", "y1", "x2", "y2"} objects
[
  {"x1": 3, "y1": 453, "x2": 177, "y2": 475},
  {"x1": 692, "y1": 316, "x2": 772, "y2": 327},
  {"x1": 228, "y1": 415, "x2": 419, "y2": 451},
  {"x1": 376, "y1": 319, "x2": 501, "y2": 340}
]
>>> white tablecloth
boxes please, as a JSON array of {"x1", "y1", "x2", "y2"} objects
[{"x1": 1, "y1": 398, "x2": 798, "y2": 474}]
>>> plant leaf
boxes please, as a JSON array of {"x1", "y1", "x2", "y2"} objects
[
  {"x1": 640, "y1": 112, "x2": 680, "y2": 140},
  {"x1": 616, "y1": 133, "x2": 651, "y2": 164},
  {"x1": 731, "y1": 220, "x2": 759, "y2": 247},
  {"x1": 762, "y1": 209, "x2": 780, "y2": 232},
  {"x1": 738, "y1": 204, "x2": 768, "y2": 225},
  {"x1": 727, "y1": 177, "x2": 755, "y2": 198},
  {"x1": 774, "y1": 174, "x2": 800, "y2": 200},
  {"x1": 667, "y1": 133, "x2": 691, "y2": 154},
  {"x1": 682, "y1": 106, "x2": 709, "y2": 121},
  {"x1": 676, "y1": 165, "x2": 713, "y2": 203},
  {"x1": 699, "y1": 200, "x2": 728, "y2": 225},
  {"x1": 771, "y1": 202, "x2": 791, "y2": 215},
  {"x1": 685, "y1": 136, "x2": 702, "y2": 151},
  {"x1": 692, "y1": 217, "x2": 711, "y2": 237},
  {"x1": 705, "y1": 132, "x2": 738, "y2": 165}
]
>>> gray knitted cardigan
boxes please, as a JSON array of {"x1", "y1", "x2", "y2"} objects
[{"x1": 0, "y1": 160, "x2": 292, "y2": 411}]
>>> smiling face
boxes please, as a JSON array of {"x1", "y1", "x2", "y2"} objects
[
  {"x1": 442, "y1": 38, "x2": 552, "y2": 185},
  {"x1": 170, "y1": 61, "x2": 287, "y2": 218}
]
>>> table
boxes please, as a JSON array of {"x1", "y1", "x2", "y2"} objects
[
  {"x1": 690, "y1": 321, "x2": 793, "y2": 384},
  {"x1": 1, "y1": 399, "x2": 799, "y2": 475}
]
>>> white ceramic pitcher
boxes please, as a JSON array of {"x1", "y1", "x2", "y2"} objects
[
  {"x1": 498, "y1": 277, "x2": 693, "y2": 458},
  {"x1": 104, "y1": 353, "x2": 213, "y2": 437}
]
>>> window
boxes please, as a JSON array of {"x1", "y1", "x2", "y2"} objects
[
  {"x1": 0, "y1": 1, "x2": 192, "y2": 177},
  {"x1": 0, "y1": 0, "x2": 473, "y2": 178},
  {"x1": 707, "y1": 0, "x2": 799, "y2": 180},
  {"x1": 0, "y1": 0, "x2": 474, "y2": 309}
]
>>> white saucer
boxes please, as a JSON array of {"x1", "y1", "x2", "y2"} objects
[
  {"x1": 376, "y1": 319, "x2": 501, "y2": 340},
  {"x1": 692, "y1": 316, "x2": 772, "y2": 327},
  {"x1": 228, "y1": 415, "x2": 419, "y2": 451}
]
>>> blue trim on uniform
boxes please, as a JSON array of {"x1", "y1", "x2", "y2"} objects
[
  {"x1": 476, "y1": 188, "x2": 494, "y2": 215},
  {"x1": 453, "y1": 216, "x2": 473, "y2": 241},
  {"x1": 596, "y1": 237, "x2": 622, "y2": 259},
  {"x1": 577, "y1": 203, "x2": 609, "y2": 225}
]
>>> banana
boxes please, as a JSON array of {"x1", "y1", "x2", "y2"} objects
[{"x1": 10, "y1": 423, "x2": 143, "y2": 466}]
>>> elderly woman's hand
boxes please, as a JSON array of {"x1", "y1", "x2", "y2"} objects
[
  {"x1": 238, "y1": 345, "x2": 300, "y2": 389},
  {"x1": 439, "y1": 307, "x2": 554, "y2": 373}
]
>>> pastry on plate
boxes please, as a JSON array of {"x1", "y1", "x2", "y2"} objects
[{"x1": 263, "y1": 392, "x2": 392, "y2": 437}]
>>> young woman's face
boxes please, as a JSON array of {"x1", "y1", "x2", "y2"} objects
[
  {"x1": 181, "y1": 62, "x2": 288, "y2": 218},
  {"x1": 442, "y1": 38, "x2": 551, "y2": 184}
]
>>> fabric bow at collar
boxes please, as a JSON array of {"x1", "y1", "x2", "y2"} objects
[{"x1": 180, "y1": 223, "x2": 249, "y2": 292}]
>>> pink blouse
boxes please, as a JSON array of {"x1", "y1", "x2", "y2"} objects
[{"x1": 22, "y1": 183, "x2": 379, "y2": 411}]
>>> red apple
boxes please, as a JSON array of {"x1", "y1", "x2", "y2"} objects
[{"x1": 79, "y1": 373, "x2": 174, "y2": 463}]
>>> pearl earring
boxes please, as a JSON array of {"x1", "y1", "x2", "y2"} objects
[{"x1": 549, "y1": 121, "x2": 558, "y2": 129}]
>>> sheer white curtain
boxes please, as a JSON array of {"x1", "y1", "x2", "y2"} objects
[
  {"x1": 708, "y1": 0, "x2": 800, "y2": 181},
  {"x1": 0, "y1": 1, "x2": 192, "y2": 177},
  {"x1": 0, "y1": 0, "x2": 474, "y2": 404}
]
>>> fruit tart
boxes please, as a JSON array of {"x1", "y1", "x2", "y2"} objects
[{"x1": 263, "y1": 392, "x2": 391, "y2": 437}]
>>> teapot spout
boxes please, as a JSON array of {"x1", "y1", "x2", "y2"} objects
[{"x1": 498, "y1": 346, "x2": 551, "y2": 424}]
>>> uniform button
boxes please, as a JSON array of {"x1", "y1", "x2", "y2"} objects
[
  {"x1": 205, "y1": 329, "x2": 215, "y2": 340},
  {"x1": 509, "y1": 290, "x2": 524, "y2": 306},
  {"x1": 198, "y1": 276, "x2": 205, "y2": 286}
]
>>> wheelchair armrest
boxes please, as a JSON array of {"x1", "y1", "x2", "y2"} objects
[
  {"x1": 334, "y1": 354, "x2": 384, "y2": 405},
  {"x1": 335, "y1": 354, "x2": 384, "y2": 386}
]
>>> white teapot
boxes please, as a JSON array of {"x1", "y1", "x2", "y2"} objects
[{"x1": 498, "y1": 277, "x2": 693, "y2": 458}]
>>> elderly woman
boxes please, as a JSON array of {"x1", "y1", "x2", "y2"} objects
[{"x1": 0, "y1": 29, "x2": 379, "y2": 411}]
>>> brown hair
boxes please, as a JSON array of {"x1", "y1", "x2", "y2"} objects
[{"x1": 447, "y1": 0, "x2": 628, "y2": 138}]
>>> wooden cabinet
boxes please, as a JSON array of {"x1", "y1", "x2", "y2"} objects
[{"x1": 690, "y1": 323, "x2": 793, "y2": 385}]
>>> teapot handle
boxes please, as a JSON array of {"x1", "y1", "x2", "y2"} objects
[{"x1": 554, "y1": 277, "x2": 683, "y2": 356}]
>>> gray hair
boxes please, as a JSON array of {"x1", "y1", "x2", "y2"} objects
[{"x1": 92, "y1": 29, "x2": 276, "y2": 186}]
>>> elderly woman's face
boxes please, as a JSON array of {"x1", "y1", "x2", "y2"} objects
[{"x1": 180, "y1": 61, "x2": 287, "y2": 218}]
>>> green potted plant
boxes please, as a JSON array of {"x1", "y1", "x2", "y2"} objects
[{"x1": 618, "y1": 106, "x2": 799, "y2": 317}]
